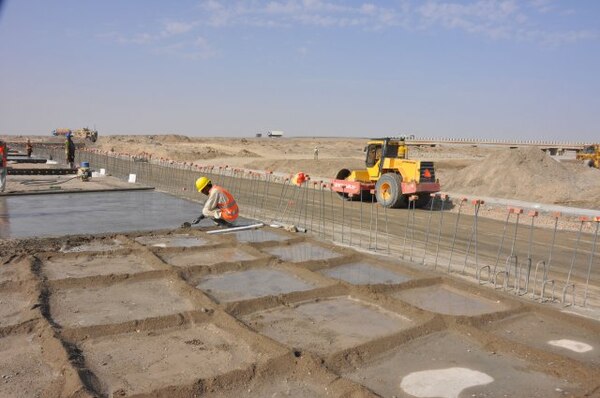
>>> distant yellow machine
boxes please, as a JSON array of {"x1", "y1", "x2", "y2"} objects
[
  {"x1": 577, "y1": 145, "x2": 600, "y2": 168},
  {"x1": 331, "y1": 137, "x2": 440, "y2": 208}
]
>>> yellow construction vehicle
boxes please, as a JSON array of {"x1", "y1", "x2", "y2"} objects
[
  {"x1": 331, "y1": 137, "x2": 440, "y2": 208},
  {"x1": 577, "y1": 145, "x2": 600, "y2": 168}
]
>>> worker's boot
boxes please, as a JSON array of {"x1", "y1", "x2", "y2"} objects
[{"x1": 212, "y1": 218, "x2": 232, "y2": 228}]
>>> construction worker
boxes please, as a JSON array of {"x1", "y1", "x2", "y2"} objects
[
  {"x1": 183, "y1": 177, "x2": 239, "y2": 227},
  {"x1": 0, "y1": 140, "x2": 6, "y2": 192},
  {"x1": 26, "y1": 139, "x2": 33, "y2": 157},
  {"x1": 65, "y1": 133, "x2": 75, "y2": 169}
]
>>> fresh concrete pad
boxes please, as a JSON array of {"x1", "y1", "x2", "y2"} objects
[
  {"x1": 242, "y1": 296, "x2": 413, "y2": 355},
  {"x1": 197, "y1": 268, "x2": 317, "y2": 303},
  {"x1": 490, "y1": 312, "x2": 600, "y2": 366},
  {"x1": 135, "y1": 234, "x2": 209, "y2": 248},
  {"x1": 264, "y1": 242, "x2": 341, "y2": 263},
  {"x1": 49, "y1": 278, "x2": 194, "y2": 328},
  {"x1": 344, "y1": 331, "x2": 583, "y2": 398},
  {"x1": 80, "y1": 323, "x2": 266, "y2": 397},
  {"x1": 392, "y1": 284, "x2": 509, "y2": 316},
  {"x1": 0, "y1": 191, "x2": 201, "y2": 238},
  {"x1": 319, "y1": 262, "x2": 411, "y2": 285},
  {"x1": 0, "y1": 334, "x2": 65, "y2": 397},
  {"x1": 159, "y1": 247, "x2": 258, "y2": 268},
  {"x1": 42, "y1": 253, "x2": 155, "y2": 280},
  {"x1": 0, "y1": 291, "x2": 34, "y2": 328},
  {"x1": 228, "y1": 228, "x2": 290, "y2": 243}
]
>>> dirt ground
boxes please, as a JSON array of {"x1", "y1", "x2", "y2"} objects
[
  {"x1": 4, "y1": 134, "x2": 599, "y2": 209},
  {"x1": 1, "y1": 227, "x2": 599, "y2": 397}
]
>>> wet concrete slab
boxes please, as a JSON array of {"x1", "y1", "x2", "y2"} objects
[
  {"x1": 228, "y1": 228, "x2": 290, "y2": 243},
  {"x1": 80, "y1": 323, "x2": 266, "y2": 397},
  {"x1": 197, "y1": 268, "x2": 317, "y2": 303},
  {"x1": 0, "y1": 334, "x2": 65, "y2": 397},
  {"x1": 0, "y1": 191, "x2": 200, "y2": 239},
  {"x1": 490, "y1": 312, "x2": 600, "y2": 366},
  {"x1": 319, "y1": 262, "x2": 411, "y2": 285},
  {"x1": 59, "y1": 239, "x2": 123, "y2": 253},
  {"x1": 264, "y1": 242, "x2": 341, "y2": 263},
  {"x1": 0, "y1": 291, "x2": 34, "y2": 328},
  {"x1": 392, "y1": 284, "x2": 509, "y2": 316},
  {"x1": 242, "y1": 296, "x2": 413, "y2": 355},
  {"x1": 344, "y1": 331, "x2": 583, "y2": 398},
  {"x1": 135, "y1": 234, "x2": 209, "y2": 248},
  {"x1": 49, "y1": 279, "x2": 194, "y2": 328},
  {"x1": 159, "y1": 247, "x2": 258, "y2": 268},
  {"x1": 42, "y1": 253, "x2": 155, "y2": 280}
]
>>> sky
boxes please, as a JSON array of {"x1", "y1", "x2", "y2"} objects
[{"x1": 0, "y1": 0, "x2": 599, "y2": 140}]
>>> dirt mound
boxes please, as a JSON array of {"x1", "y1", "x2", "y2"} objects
[
  {"x1": 245, "y1": 158, "x2": 364, "y2": 180},
  {"x1": 236, "y1": 149, "x2": 261, "y2": 157},
  {"x1": 442, "y1": 147, "x2": 600, "y2": 207}
]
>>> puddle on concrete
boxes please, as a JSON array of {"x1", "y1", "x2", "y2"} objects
[
  {"x1": 319, "y1": 262, "x2": 410, "y2": 285},
  {"x1": 0, "y1": 291, "x2": 32, "y2": 328},
  {"x1": 401, "y1": 367, "x2": 493, "y2": 398},
  {"x1": 548, "y1": 339, "x2": 593, "y2": 353},
  {"x1": 197, "y1": 268, "x2": 316, "y2": 302},
  {"x1": 81, "y1": 323, "x2": 264, "y2": 396},
  {"x1": 0, "y1": 191, "x2": 200, "y2": 239},
  {"x1": 43, "y1": 253, "x2": 155, "y2": 280},
  {"x1": 392, "y1": 284, "x2": 508, "y2": 316},
  {"x1": 228, "y1": 228, "x2": 290, "y2": 243},
  {"x1": 0, "y1": 334, "x2": 63, "y2": 397},
  {"x1": 135, "y1": 234, "x2": 209, "y2": 248},
  {"x1": 60, "y1": 239, "x2": 122, "y2": 253},
  {"x1": 50, "y1": 279, "x2": 194, "y2": 328},
  {"x1": 264, "y1": 242, "x2": 341, "y2": 263},
  {"x1": 491, "y1": 313, "x2": 600, "y2": 366},
  {"x1": 242, "y1": 296, "x2": 413, "y2": 355},
  {"x1": 344, "y1": 331, "x2": 581, "y2": 398}
]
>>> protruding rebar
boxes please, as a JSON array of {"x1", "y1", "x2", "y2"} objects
[
  {"x1": 583, "y1": 217, "x2": 600, "y2": 307},
  {"x1": 447, "y1": 197, "x2": 467, "y2": 273},
  {"x1": 434, "y1": 194, "x2": 448, "y2": 270}
]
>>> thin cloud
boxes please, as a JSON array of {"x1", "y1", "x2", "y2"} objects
[
  {"x1": 97, "y1": 0, "x2": 598, "y2": 56},
  {"x1": 161, "y1": 21, "x2": 197, "y2": 37}
]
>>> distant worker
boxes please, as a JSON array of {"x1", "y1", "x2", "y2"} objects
[
  {"x1": 26, "y1": 139, "x2": 33, "y2": 157},
  {"x1": 65, "y1": 133, "x2": 76, "y2": 169},
  {"x1": 314, "y1": 146, "x2": 319, "y2": 160},
  {"x1": 0, "y1": 140, "x2": 7, "y2": 192},
  {"x1": 182, "y1": 177, "x2": 239, "y2": 228}
]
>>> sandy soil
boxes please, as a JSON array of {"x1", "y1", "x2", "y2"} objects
[
  {"x1": 4, "y1": 134, "x2": 599, "y2": 209},
  {"x1": 88, "y1": 135, "x2": 600, "y2": 209},
  {"x1": 1, "y1": 228, "x2": 599, "y2": 397}
]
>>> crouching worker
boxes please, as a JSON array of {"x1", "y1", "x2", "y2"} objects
[{"x1": 182, "y1": 176, "x2": 239, "y2": 228}]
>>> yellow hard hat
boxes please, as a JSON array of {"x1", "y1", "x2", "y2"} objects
[{"x1": 195, "y1": 176, "x2": 211, "y2": 192}]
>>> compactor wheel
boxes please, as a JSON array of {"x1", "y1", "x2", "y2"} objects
[
  {"x1": 334, "y1": 169, "x2": 368, "y2": 201},
  {"x1": 375, "y1": 173, "x2": 407, "y2": 208}
]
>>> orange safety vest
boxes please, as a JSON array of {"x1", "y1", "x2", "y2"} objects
[
  {"x1": 0, "y1": 142, "x2": 6, "y2": 168},
  {"x1": 212, "y1": 185, "x2": 239, "y2": 222}
]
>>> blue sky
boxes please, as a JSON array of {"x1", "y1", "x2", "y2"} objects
[{"x1": 0, "y1": 0, "x2": 599, "y2": 140}]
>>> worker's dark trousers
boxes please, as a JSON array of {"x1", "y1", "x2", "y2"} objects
[{"x1": 212, "y1": 218, "x2": 233, "y2": 228}]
